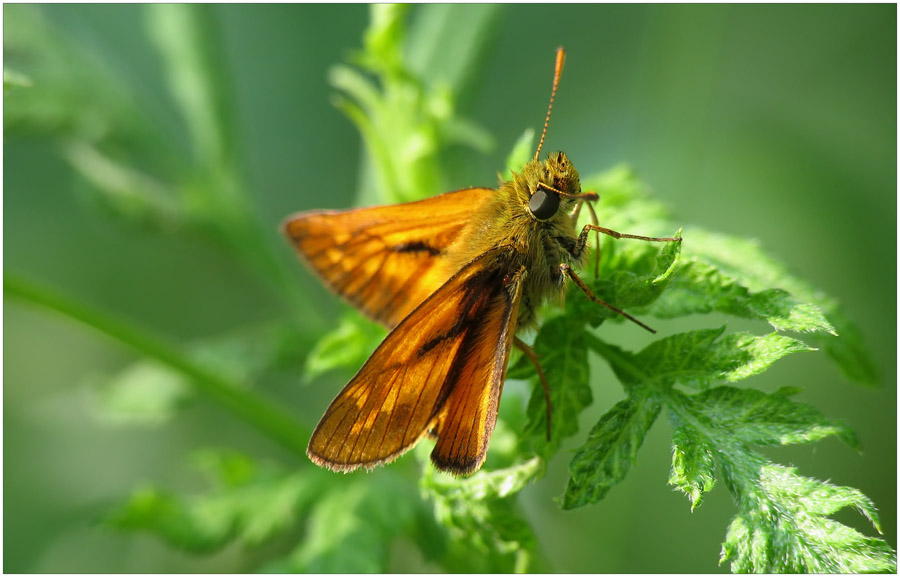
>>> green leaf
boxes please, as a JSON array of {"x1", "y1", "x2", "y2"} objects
[
  {"x1": 563, "y1": 393, "x2": 661, "y2": 509},
  {"x1": 273, "y1": 474, "x2": 423, "y2": 573},
  {"x1": 654, "y1": 246, "x2": 836, "y2": 335},
  {"x1": 664, "y1": 388, "x2": 894, "y2": 572},
  {"x1": 303, "y1": 310, "x2": 386, "y2": 381},
  {"x1": 588, "y1": 328, "x2": 814, "y2": 392},
  {"x1": 564, "y1": 330, "x2": 820, "y2": 511},
  {"x1": 584, "y1": 167, "x2": 878, "y2": 385},
  {"x1": 407, "y1": 4, "x2": 504, "y2": 100},
  {"x1": 720, "y1": 463, "x2": 895, "y2": 573},
  {"x1": 89, "y1": 360, "x2": 188, "y2": 426},
  {"x1": 105, "y1": 450, "x2": 325, "y2": 552},
  {"x1": 666, "y1": 385, "x2": 856, "y2": 509},
  {"x1": 580, "y1": 230, "x2": 682, "y2": 325},
  {"x1": 3, "y1": 68, "x2": 32, "y2": 92},
  {"x1": 332, "y1": 5, "x2": 493, "y2": 207},
  {"x1": 521, "y1": 315, "x2": 591, "y2": 459},
  {"x1": 145, "y1": 4, "x2": 234, "y2": 172},
  {"x1": 503, "y1": 129, "x2": 535, "y2": 181},
  {"x1": 668, "y1": 228, "x2": 875, "y2": 384},
  {"x1": 674, "y1": 386, "x2": 858, "y2": 449},
  {"x1": 63, "y1": 141, "x2": 184, "y2": 231},
  {"x1": 421, "y1": 458, "x2": 542, "y2": 572},
  {"x1": 90, "y1": 321, "x2": 314, "y2": 426},
  {"x1": 669, "y1": 424, "x2": 716, "y2": 510}
]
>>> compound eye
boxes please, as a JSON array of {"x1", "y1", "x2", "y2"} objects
[{"x1": 528, "y1": 185, "x2": 560, "y2": 220}]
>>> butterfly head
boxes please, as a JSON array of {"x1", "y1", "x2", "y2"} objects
[{"x1": 524, "y1": 151, "x2": 582, "y2": 222}]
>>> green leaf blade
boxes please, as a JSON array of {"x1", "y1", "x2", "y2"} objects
[
  {"x1": 662, "y1": 227, "x2": 876, "y2": 385},
  {"x1": 668, "y1": 423, "x2": 716, "y2": 510},
  {"x1": 563, "y1": 394, "x2": 661, "y2": 509},
  {"x1": 720, "y1": 464, "x2": 896, "y2": 573},
  {"x1": 421, "y1": 458, "x2": 542, "y2": 572},
  {"x1": 590, "y1": 328, "x2": 814, "y2": 394},
  {"x1": 522, "y1": 316, "x2": 591, "y2": 459},
  {"x1": 280, "y1": 475, "x2": 422, "y2": 573},
  {"x1": 682, "y1": 386, "x2": 858, "y2": 449},
  {"x1": 303, "y1": 311, "x2": 386, "y2": 381}
]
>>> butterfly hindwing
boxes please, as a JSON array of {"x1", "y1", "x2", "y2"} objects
[
  {"x1": 428, "y1": 265, "x2": 524, "y2": 474},
  {"x1": 306, "y1": 249, "x2": 523, "y2": 474},
  {"x1": 283, "y1": 187, "x2": 494, "y2": 328}
]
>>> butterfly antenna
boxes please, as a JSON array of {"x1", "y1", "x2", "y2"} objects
[{"x1": 534, "y1": 47, "x2": 566, "y2": 162}]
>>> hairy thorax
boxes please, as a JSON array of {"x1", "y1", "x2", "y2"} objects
[{"x1": 445, "y1": 151, "x2": 586, "y2": 330}]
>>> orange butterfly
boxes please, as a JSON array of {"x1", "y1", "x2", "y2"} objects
[{"x1": 284, "y1": 48, "x2": 681, "y2": 475}]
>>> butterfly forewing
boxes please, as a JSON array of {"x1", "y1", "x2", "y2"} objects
[
  {"x1": 307, "y1": 249, "x2": 523, "y2": 474},
  {"x1": 283, "y1": 187, "x2": 494, "y2": 328}
]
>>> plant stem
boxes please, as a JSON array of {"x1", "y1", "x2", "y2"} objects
[{"x1": 5, "y1": 274, "x2": 311, "y2": 456}]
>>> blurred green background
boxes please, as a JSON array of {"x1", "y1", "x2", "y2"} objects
[{"x1": 4, "y1": 4, "x2": 895, "y2": 573}]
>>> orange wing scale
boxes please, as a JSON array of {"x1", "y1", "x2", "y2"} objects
[
  {"x1": 283, "y1": 187, "x2": 494, "y2": 328},
  {"x1": 306, "y1": 251, "x2": 524, "y2": 475}
]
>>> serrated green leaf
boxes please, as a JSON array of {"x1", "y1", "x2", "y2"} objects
[
  {"x1": 674, "y1": 228, "x2": 875, "y2": 384},
  {"x1": 669, "y1": 425, "x2": 716, "y2": 510},
  {"x1": 580, "y1": 232, "x2": 682, "y2": 327},
  {"x1": 719, "y1": 463, "x2": 895, "y2": 573},
  {"x1": 522, "y1": 316, "x2": 591, "y2": 459},
  {"x1": 424, "y1": 456, "x2": 542, "y2": 501},
  {"x1": 663, "y1": 387, "x2": 893, "y2": 572},
  {"x1": 583, "y1": 166, "x2": 877, "y2": 385},
  {"x1": 588, "y1": 328, "x2": 814, "y2": 392},
  {"x1": 673, "y1": 386, "x2": 858, "y2": 449},
  {"x1": 654, "y1": 257, "x2": 836, "y2": 335},
  {"x1": 421, "y1": 458, "x2": 541, "y2": 572},
  {"x1": 562, "y1": 394, "x2": 660, "y2": 509},
  {"x1": 666, "y1": 383, "x2": 856, "y2": 512},
  {"x1": 718, "y1": 334, "x2": 815, "y2": 382}
]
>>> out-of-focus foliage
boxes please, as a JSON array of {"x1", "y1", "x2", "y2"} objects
[{"x1": 5, "y1": 3, "x2": 895, "y2": 573}]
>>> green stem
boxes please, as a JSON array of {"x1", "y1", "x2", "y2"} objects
[{"x1": 5, "y1": 274, "x2": 310, "y2": 456}]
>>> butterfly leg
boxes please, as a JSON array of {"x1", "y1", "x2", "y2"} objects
[
  {"x1": 584, "y1": 203, "x2": 602, "y2": 280},
  {"x1": 569, "y1": 190, "x2": 598, "y2": 222},
  {"x1": 573, "y1": 225, "x2": 682, "y2": 261},
  {"x1": 569, "y1": 193, "x2": 603, "y2": 279},
  {"x1": 513, "y1": 336, "x2": 552, "y2": 441},
  {"x1": 559, "y1": 263, "x2": 657, "y2": 334}
]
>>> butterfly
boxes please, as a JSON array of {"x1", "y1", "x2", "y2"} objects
[{"x1": 283, "y1": 48, "x2": 681, "y2": 475}]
